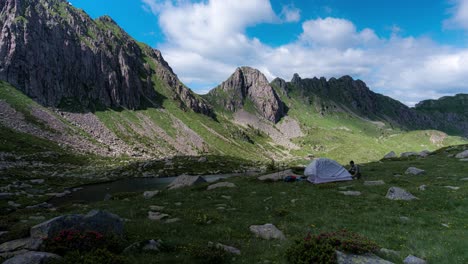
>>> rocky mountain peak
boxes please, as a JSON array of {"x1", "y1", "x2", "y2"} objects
[
  {"x1": 206, "y1": 66, "x2": 285, "y2": 123},
  {"x1": 0, "y1": 0, "x2": 212, "y2": 115}
]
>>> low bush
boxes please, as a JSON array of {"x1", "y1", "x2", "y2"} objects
[{"x1": 286, "y1": 229, "x2": 379, "y2": 264}]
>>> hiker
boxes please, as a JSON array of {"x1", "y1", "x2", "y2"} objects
[{"x1": 348, "y1": 160, "x2": 361, "y2": 179}]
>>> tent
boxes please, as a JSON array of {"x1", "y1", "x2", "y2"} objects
[{"x1": 305, "y1": 158, "x2": 353, "y2": 184}]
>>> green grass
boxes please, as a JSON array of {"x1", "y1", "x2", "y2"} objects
[{"x1": 3, "y1": 145, "x2": 467, "y2": 263}]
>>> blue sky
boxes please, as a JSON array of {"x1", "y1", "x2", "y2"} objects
[{"x1": 68, "y1": 0, "x2": 468, "y2": 105}]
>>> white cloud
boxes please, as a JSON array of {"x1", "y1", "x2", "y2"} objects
[
  {"x1": 444, "y1": 0, "x2": 468, "y2": 29},
  {"x1": 141, "y1": 0, "x2": 468, "y2": 106},
  {"x1": 280, "y1": 5, "x2": 301, "y2": 22}
]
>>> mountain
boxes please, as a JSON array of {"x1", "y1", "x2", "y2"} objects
[
  {"x1": 205, "y1": 66, "x2": 285, "y2": 123},
  {"x1": 0, "y1": 0, "x2": 466, "y2": 164},
  {"x1": 0, "y1": 0, "x2": 212, "y2": 115}
]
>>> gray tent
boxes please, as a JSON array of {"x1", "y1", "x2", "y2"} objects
[{"x1": 305, "y1": 158, "x2": 353, "y2": 184}]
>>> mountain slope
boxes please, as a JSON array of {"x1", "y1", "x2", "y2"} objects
[{"x1": 0, "y1": 0, "x2": 212, "y2": 115}]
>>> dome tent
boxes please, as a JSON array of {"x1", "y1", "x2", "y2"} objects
[{"x1": 305, "y1": 158, "x2": 353, "y2": 184}]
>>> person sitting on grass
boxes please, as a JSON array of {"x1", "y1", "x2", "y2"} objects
[{"x1": 348, "y1": 160, "x2": 361, "y2": 179}]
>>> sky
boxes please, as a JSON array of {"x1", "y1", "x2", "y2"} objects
[{"x1": 68, "y1": 0, "x2": 468, "y2": 106}]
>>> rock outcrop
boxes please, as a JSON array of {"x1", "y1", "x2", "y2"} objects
[
  {"x1": 206, "y1": 67, "x2": 285, "y2": 123},
  {"x1": 0, "y1": 0, "x2": 212, "y2": 115}
]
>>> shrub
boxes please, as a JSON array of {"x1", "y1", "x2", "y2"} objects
[
  {"x1": 44, "y1": 229, "x2": 125, "y2": 255},
  {"x1": 286, "y1": 230, "x2": 379, "y2": 264},
  {"x1": 186, "y1": 244, "x2": 229, "y2": 264},
  {"x1": 50, "y1": 248, "x2": 129, "y2": 264}
]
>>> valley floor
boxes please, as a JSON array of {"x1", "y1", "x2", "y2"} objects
[{"x1": 1, "y1": 145, "x2": 468, "y2": 263}]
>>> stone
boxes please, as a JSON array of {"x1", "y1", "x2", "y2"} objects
[
  {"x1": 148, "y1": 211, "x2": 169, "y2": 221},
  {"x1": 25, "y1": 202, "x2": 52, "y2": 209},
  {"x1": 455, "y1": 150, "x2": 468, "y2": 159},
  {"x1": 445, "y1": 186, "x2": 460, "y2": 190},
  {"x1": 383, "y1": 151, "x2": 397, "y2": 159},
  {"x1": 257, "y1": 170, "x2": 296, "y2": 182},
  {"x1": 174, "y1": 202, "x2": 182, "y2": 206},
  {"x1": 142, "y1": 239, "x2": 163, "y2": 251},
  {"x1": 339, "y1": 191, "x2": 362, "y2": 196},
  {"x1": 167, "y1": 175, "x2": 207, "y2": 190},
  {"x1": 149, "y1": 205, "x2": 165, "y2": 211},
  {"x1": 198, "y1": 156, "x2": 207, "y2": 162},
  {"x1": 400, "y1": 216, "x2": 410, "y2": 222},
  {"x1": 207, "y1": 182, "x2": 236, "y2": 190},
  {"x1": 364, "y1": 180, "x2": 385, "y2": 186},
  {"x1": 211, "y1": 242, "x2": 241, "y2": 255},
  {"x1": 249, "y1": 224, "x2": 285, "y2": 240},
  {"x1": 0, "y1": 238, "x2": 42, "y2": 253},
  {"x1": 405, "y1": 167, "x2": 425, "y2": 175},
  {"x1": 3, "y1": 251, "x2": 61, "y2": 264},
  {"x1": 165, "y1": 218, "x2": 180, "y2": 224},
  {"x1": 338, "y1": 185, "x2": 354, "y2": 190},
  {"x1": 460, "y1": 178, "x2": 468, "y2": 181},
  {"x1": 221, "y1": 195, "x2": 231, "y2": 200},
  {"x1": 460, "y1": 158, "x2": 468, "y2": 161},
  {"x1": 403, "y1": 255, "x2": 426, "y2": 264},
  {"x1": 143, "y1": 190, "x2": 160, "y2": 199},
  {"x1": 30, "y1": 210, "x2": 124, "y2": 239},
  {"x1": 419, "y1": 150, "x2": 431, "y2": 157},
  {"x1": 400, "y1": 152, "x2": 418, "y2": 158},
  {"x1": 336, "y1": 250, "x2": 394, "y2": 264},
  {"x1": 386, "y1": 187, "x2": 418, "y2": 201},
  {"x1": 8, "y1": 201, "x2": 21, "y2": 208},
  {"x1": 441, "y1": 223, "x2": 449, "y2": 228},
  {"x1": 418, "y1": 185, "x2": 427, "y2": 191},
  {"x1": 123, "y1": 239, "x2": 163, "y2": 253},
  {"x1": 29, "y1": 179, "x2": 44, "y2": 184}
]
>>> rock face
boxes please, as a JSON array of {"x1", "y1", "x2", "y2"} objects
[
  {"x1": 3, "y1": 251, "x2": 61, "y2": 264},
  {"x1": 30, "y1": 210, "x2": 123, "y2": 239},
  {"x1": 206, "y1": 67, "x2": 285, "y2": 123},
  {"x1": 386, "y1": 187, "x2": 418, "y2": 201},
  {"x1": 0, "y1": 0, "x2": 212, "y2": 115}
]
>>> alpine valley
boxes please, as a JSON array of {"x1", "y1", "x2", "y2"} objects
[{"x1": 1, "y1": 0, "x2": 468, "y2": 264}]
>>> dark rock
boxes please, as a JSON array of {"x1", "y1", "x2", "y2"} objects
[
  {"x1": 30, "y1": 210, "x2": 123, "y2": 239},
  {"x1": 0, "y1": 238, "x2": 42, "y2": 253}
]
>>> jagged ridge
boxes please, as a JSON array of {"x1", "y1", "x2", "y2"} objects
[{"x1": 0, "y1": 0, "x2": 212, "y2": 115}]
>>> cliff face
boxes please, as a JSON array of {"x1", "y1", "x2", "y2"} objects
[
  {"x1": 0, "y1": 0, "x2": 212, "y2": 115},
  {"x1": 206, "y1": 66, "x2": 285, "y2": 123}
]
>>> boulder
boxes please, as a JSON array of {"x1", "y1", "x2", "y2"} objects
[
  {"x1": 339, "y1": 191, "x2": 362, "y2": 196},
  {"x1": 403, "y1": 255, "x2": 426, "y2": 264},
  {"x1": 149, "y1": 205, "x2": 164, "y2": 211},
  {"x1": 0, "y1": 238, "x2": 42, "y2": 253},
  {"x1": 405, "y1": 167, "x2": 425, "y2": 175},
  {"x1": 207, "y1": 182, "x2": 236, "y2": 190},
  {"x1": 167, "y1": 175, "x2": 206, "y2": 190},
  {"x1": 123, "y1": 239, "x2": 163, "y2": 253},
  {"x1": 249, "y1": 223, "x2": 285, "y2": 240},
  {"x1": 3, "y1": 251, "x2": 61, "y2": 264},
  {"x1": 455, "y1": 150, "x2": 468, "y2": 159},
  {"x1": 143, "y1": 190, "x2": 160, "y2": 199},
  {"x1": 209, "y1": 242, "x2": 241, "y2": 255},
  {"x1": 400, "y1": 152, "x2": 418, "y2": 158},
  {"x1": 419, "y1": 150, "x2": 431, "y2": 158},
  {"x1": 444, "y1": 186, "x2": 460, "y2": 190},
  {"x1": 336, "y1": 250, "x2": 394, "y2": 264},
  {"x1": 383, "y1": 151, "x2": 397, "y2": 159},
  {"x1": 148, "y1": 211, "x2": 169, "y2": 221},
  {"x1": 30, "y1": 210, "x2": 123, "y2": 239},
  {"x1": 29, "y1": 179, "x2": 45, "y2": 184},
  {"x1": 386, "y1": 187, "x2": 418, "y2": 201},
  {"x1": 418, "y1": 185, "x2": 427, "y2": 191},
  {"x1": 364, "y1": 180, "x2": 385, "y2": 186}
]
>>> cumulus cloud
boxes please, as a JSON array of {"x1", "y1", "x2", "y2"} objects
[
  {"x1": 280, "y1": 5, "x2": 301, "y2": 22},
  {"x1": 444, "y1": 0, "x2": 468, "y2": 29},
  {"x1": 142, "y1": 0, "x2": 468, "y2": 106}
]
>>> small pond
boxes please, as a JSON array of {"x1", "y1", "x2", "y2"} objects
[{"x1": 49, "y1": 173, "x2": 252, "y2": 206}]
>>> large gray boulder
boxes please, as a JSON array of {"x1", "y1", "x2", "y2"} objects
[
  {"x1": 0, "y1": 238, "x2": 42, "y2": 253},
  {"x1": 249, "y1": 223, "x2": 285, "y2": 240},
  {"x1": 3, "y1": 251, "x2": 61, "y2": 264},
  {"x1": 383, "y1": 151, "x2": 397, "y2": 159},
  {"x1": 455, "y1": 150, "x2": 468, "y2": 159},
  {"x1": 336, "y1": 250, "x2": 394, "y2": 264},
  {"x1": 167, "y1": 175, "x2": 206, "y2": 190},
  {"x1": 386, "y1": 187, "x2": 418, "y2": 201},
  {"x1": 405, "y1": 167, "x2": 425, "y2": 175},
  {"x1": 403, "y1": 255, "x2": 426, "y2": 264},
  {"x1": 30, "y1": 210, "x2": 123, "y2": 239}
]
